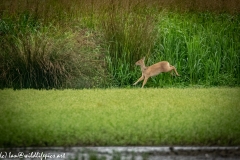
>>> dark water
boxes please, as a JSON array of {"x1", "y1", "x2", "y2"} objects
[{"x1": 1, "y1": 146, "x2": 239, "y2": 160}]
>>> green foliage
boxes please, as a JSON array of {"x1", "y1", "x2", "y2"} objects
[
  {"x1": 102, "y1": 10, "x2": 240, "y2": 87},
  {"x1": 152, "y1": 12, "x2": 240, "y2": 87},
  {"x1": 102, "y1": 8, "x2": 158, "y2": 86},
  {"x1": 0, "y1": 0, "x2": 239, "y2": 88},
  {"x1": 0, "y1": 88, "x2": 240, "y2": 147},
  {"x1": 0, "y1": 13, "x2": 108, "y2": 89},
  {"x1": 0, "y1": 16, "x2": 75, "y2": 89}
]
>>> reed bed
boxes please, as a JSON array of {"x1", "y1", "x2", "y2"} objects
[{"x1": 0, "y1": 0, "x2": 239, "y2": 88}]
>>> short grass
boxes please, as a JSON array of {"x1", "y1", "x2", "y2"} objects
[{"x1": 0, "y1": 88, "x2": 240, "y2": 147}]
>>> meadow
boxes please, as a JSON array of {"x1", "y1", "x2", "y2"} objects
[
  {"x1": 0, "y1": 0, "x2": 240, "y2": 89},
  {"x1": 0, "y1": 88, "x2": 240, "y2": 147}
]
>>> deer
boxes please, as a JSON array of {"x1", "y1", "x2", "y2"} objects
[{"x1": 133, "y1": 57, "x2": 180, "y2": 88}]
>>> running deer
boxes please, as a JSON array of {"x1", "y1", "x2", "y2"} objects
[{"x1": 133, "y1": 57, "x2": 180, "y2": 88}]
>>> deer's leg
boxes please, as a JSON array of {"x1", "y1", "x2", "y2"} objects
[
  {"x1": 142, "y1": 76, "x2": 149, "y2": 88},
  {"x1": 170, "y1": 66, "x2": 180, "y2": 76},
  {"x1": 133, "y1": 75, "x2": 144, "y2": 85}
]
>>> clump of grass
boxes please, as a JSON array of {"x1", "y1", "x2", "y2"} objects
[
  {"x1": 100, "y1": 3, "x2": 158, "y2": 86},
  {"x1": 0, "y1": 14, "x2": 75, "y2": 89},
  {"x1": 0, "y1": 13, "x2": 109, "y2": 89}
]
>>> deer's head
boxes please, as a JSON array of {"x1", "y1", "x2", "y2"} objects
[{"x1": 135, "y1": 57, "x2": 145, "y2": 66}]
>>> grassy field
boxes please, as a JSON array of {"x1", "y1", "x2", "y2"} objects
[{"x1": 0, "y1": 88, "x2": 240, "y2": 147}]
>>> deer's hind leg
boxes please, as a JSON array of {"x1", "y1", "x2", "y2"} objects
[{"x1": 170, "y1": 65, "x2": 180, "y2": 76}]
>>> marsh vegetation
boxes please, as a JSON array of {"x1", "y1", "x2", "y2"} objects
[{"x1": 0, "y1": 0, "x2": 239, "y2": 89}]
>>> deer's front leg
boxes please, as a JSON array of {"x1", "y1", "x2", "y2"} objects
[
  {"x1": 133, "y1": 75, "x2": 144, "y2": 85},
  {"x1": 142, "y1": 76, "x2": 149, "y2": 88}
]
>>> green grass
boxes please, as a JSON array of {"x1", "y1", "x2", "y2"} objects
[
  {"x1": 0, "y1": 12, "x2": 108, "y2": 89},
  {"x1": 0, "y1": 88, "x2": 240, "y2": 147},
  {"x1": 1, "y1": 1, "x2": 239, "y2": 89}
]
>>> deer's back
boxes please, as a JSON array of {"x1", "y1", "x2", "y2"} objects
[{"x1": 145, "y1": 61, "x2": 170, "y2": 76}]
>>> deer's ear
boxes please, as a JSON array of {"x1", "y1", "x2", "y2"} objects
[{"x1": 142, "y1": 57, "x2": 145, "y2": 60}]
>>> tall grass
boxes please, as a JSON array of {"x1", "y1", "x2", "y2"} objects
[
  {"x1": 102, "y1": 6, "x2": 158, "y2": 86},
  {"x1": 152, "y1": 12, "x2": 240, "y2": 87},
  {"x1": 102, "y1": 6, "x2": 240, "y2": 87},
  {"x1": 0, "y1": 0, "x2": 239, "y2": 88},
  {"x1": 0, "y1": 12, "x2": 108, "y2": 89},
  {"x1": 0, "y1": 13, "x2": 74, "y2": 89}
]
